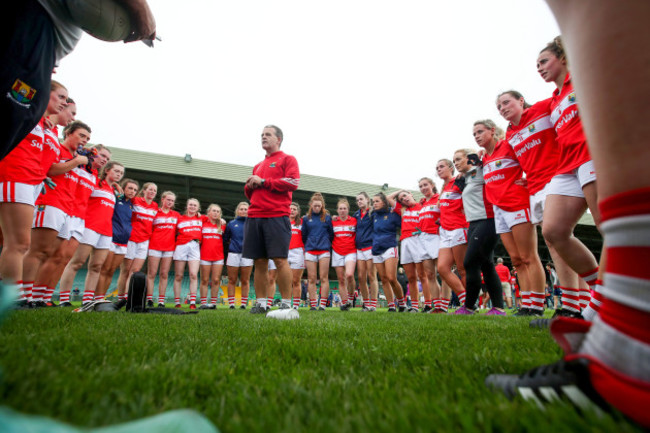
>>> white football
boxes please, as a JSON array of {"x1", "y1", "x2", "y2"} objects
[
  {"x1": 266, "y1": 308, "x2": 300, "y2": 320},
  {"x1": 67, "y1": 0, "x2": 132, "y2": 42}
]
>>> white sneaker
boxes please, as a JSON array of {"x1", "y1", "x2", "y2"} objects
[{"x1": 267, "y1": 307, "x2": 299, "y2": 320}]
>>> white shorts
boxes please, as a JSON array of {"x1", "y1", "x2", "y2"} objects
[
  {"x1": 200, "y1": 259, "x2": 224, "y2": 266},
  {"x1": 125, "y1": 240, "x2": 150, "y2": 260},
  {"x1": 226, "y1": 253, "x2": 254, "y2": 267},
  {"x1": 356, "y1": 247, "x2": 373, "y2": 261},
  {"x1": 288, "y1": 247, "x2": 305, "y2": 270},
  {"x1": 80, "y1": 227, "x2": 112, "y2": 249},
  {"x1": 373, "y1": 247, "x2": 398, "y2": 264},
  {"x1": 439, "y1": 227, "x2": 467, "y2": 249},
  {"x1": 547, "y1": 160, "x2": 597, "y2": 198},
  {"x1": 0, "y1": 181, "x2": 41, "y2": 206},
  {"x1": 400, "y1": 236, "x2": 426, "y2": 265},
  {"x1": 529, "y1": 183, "x2": 550, "y2": 225},
  {"x1": 493, "y1": 205, "x2": 531, "y2": 234},
  {"x1": 332, "y1": 251, "x2": 357, "y2": 267},
  {"x1": 61, "y1": 216, "x2": 84, "y2": 241},
  {"x1": 419, "y1": 232, "x2": 440, "y2": 260},
  {"x1": 33, "y1": 205, "x2": 69, "y2": 237},
  {"x1": 173, "y1": 241, "x2": 201, "y2": 261},
  {"x1": 110, "y1": 242, "x2": 127, "y2": 255},
  {"x1": 305, "y1": 251, "x2": 330, "y2": 262},
  {"x1": 268, "y1": 259, "x2": 276, "y2": 271},
  {"x1": 148, "y1": 249, "x2": 174, "y2": 258}
]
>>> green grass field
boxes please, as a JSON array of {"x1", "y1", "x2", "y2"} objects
[{"x1": 0, "y1": 306, "x2": 640, "y2": 432}]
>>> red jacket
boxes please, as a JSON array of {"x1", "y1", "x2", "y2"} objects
[{"x1": 245, "y1": 150, "x2": 300, "y2": 218}]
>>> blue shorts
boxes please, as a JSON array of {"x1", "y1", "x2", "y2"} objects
[
  {"x1": 1, "y1": 0, "x2": 56, "y2": 161},
  {"x1": 242, "y1": 216, "x2": 291, "y2": 260}
]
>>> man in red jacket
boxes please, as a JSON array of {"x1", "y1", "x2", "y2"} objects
[
  {"x1": 243, "y1": 125, "x2": 300, "y2": 316},
  {"x1": 495, "y1": 257, "x2": 512, "y2": 308}
]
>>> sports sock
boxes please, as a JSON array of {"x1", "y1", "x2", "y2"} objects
[
  {"x1": 319, "y1": 297, "x2": 327, "y2": 308},
  {"x1": 82, "y1": 289, "x2": 94, "y2": 304},
  {"x1": 174, "y1": 297, "x2": 180, "y2": 305},
  {"x1": 241, "y1": 296, "x2": 248, "y2": 307},
  {"x1": 32, "y1": 285, "x2": 45, "y2": 302},
  {"x1": 579, "y1": 286, "x2": 591, "y2": 310},
  {"x1": 228, "y1": 295, "x2": 235, "y2": 307},
  {"x1": 579, "y1": 267, "x2": 599, "y2": 288},
  {"x1": 158, "y1": 295, "x2": 165, "y2": 305},
  {"x1": 560, "y1": 286, "x2": 581, "y2": 313},
  {"x1": 22, "y1": 281, "x2": 33, "y2": 302},
  {"x1": 310, "y1": 298, "x2": 317, "y2": 308},
  {"x1": 16, "y1": 281, "x2": 24, "y2": 300},
  {"x1": 425, "y1": 299, "x2": 432, "y2": 308},
  {"x1": 259, "y1": 297, "x2": 268, "y2": 309},
  {"x1": 579, "y1": 188, "x2": 650, "y2": 382},
  {"x1": 521, "y1": 291, "x2": 530, "y2": 309},
  {"x1": 293, "y1": 297, "x2": 300, "y2": 309},
  {"x1": 411, "y1": 298, "x2": 419, "y2": 310},
  {"x1": 388, "y1": 301, "x2": 395, "y2": 309},
  {"x1": 43, "y1": 287, "x2": 54, "y2": 303},
  {"x1": 458, "y1": 290, "x2": 466, "y2": 305},
  {"x1": 441, "y1": 298, "x2": 449, "y2": 312},
  {"x1": 146, "y1": 295, "x2": 153, "y2": 302},
  {"x1": 267, "y1": 297, "x2": 274, "y2": 308},
  {"x1": 370, "y1": 298, "x2": 377, "y2": 309},
  {"x1": 529, "y1": 291, "x2": 545, "y2": 311},
  {"x1": 59, "y1": 290, "x2": 70, "y2": 304},
  {"x1": 281, "y1": 298, "x2": 291, "y2": 308},
  {"x1": 582, "y1": 279, "x2": 604, "y2": 321},
  {"x1": 200, "y1": 296, "x2": 207, "y2": 305},
  {"x1": 396, "y1": 297, "x2": 405, "y2": 307},
  {"x1": 189, "y1": 293, "x2": 196, "y2": 305},
  {"x1": 95, "y1": 294, "x2": 105, "y2": 301}
]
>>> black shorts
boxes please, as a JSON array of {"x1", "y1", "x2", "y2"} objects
[
  {"x1": 1, "y1": 0, "x2": 56, "y2": 161},
  {"x1": 242, "y1": 216, "x2": 291, "y2": 260}
]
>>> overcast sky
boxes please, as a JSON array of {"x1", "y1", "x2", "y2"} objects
[{"x1": 54, "y1": 0, "x2": 560, "y2": 193}]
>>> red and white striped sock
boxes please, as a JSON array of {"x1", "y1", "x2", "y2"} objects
[
  {"x1": 189, "y1": 294, "x2": 196, "y2": 305},
  {"x1": 441, "y1": 298, "x2": 450, "y2": 312},
  {"x1": 293, "y1": 297, "x2": 300, "y2": 309},
  {"x1": 158, "y1": 295, "x2": 165, "y2": 304},
  {"x1": 22, "y1": 281, "x2": 33, "y2": 302},
  {"x1": 396, "y1": 297, "x2": 406, "y2": 308},
  {"x1": 319, "y1": 297, "x2": 327, "y2": 308},
  {"x1": 228, "y1": 295, "x2": 235, "y2": 307},
  {"x1": 310, "y1": 298, "x2": 317, "y2": 308},
  {"x1": 174, "y1": 297, "x2": 180, "y2": 305},
  {"x1": 433, "y1": 298, "x2": 441, "y2": 310},
  {"x1": 579, "y1": 188, "x2": 650, "y2": 383},
  {"x1": 200, "y1": 296, "x2": 207, "y2": 305},
  {"x1": 44, "y1": 287, "x2": 54, "y2": 303},
  {"x1": 458, "y1": 290, "x2": 466, "y2": 305},
  {"x1": 267, "y1": 297, "x2": 274, "y2": 308},
  {"x1": 583, "y1": 279, "x2": 605, "y2": 321},
  {"x1": 425, "y1": 300, "x2": 432, "y2": 308},
  {"x1": 95, "y1": 294, "x2": 105, "y2": 301},
  {"x1": 579, "y1": 285, "x2": 591, "y2": 310},
  {"x1": 82, "y1": 290, "x2": 94, "y2": 304},
  {"x1": 371, "y1": 298, "x2": 377, "y2": 309},
  {"x1": 146, "y1": 295, "x2": 153, "y2": 302},
  {"x1": 561, "y1": 286, "x2": 581, "y2": 313},
  {"x1": 529, "y1": 291, "x2": 545, "y2": 311},
  {"x1": 341, "y1": 293, "x2": 349, "y2": 304},
  {"x1": 241, "y1": 296, "x2": 248, "y2": 307},
  {"x1": 119, "y1": 293, "x2": 128, "y2": 301},
  {"x1": 411, "y1": 298, "x2": 419, "y2": 310},
  {"x1": 59, "y1": 290, "x2": 70, "y2": 303},
  {"x1": 579, "y1": 267, "x2": 599, "y2": 288},
  {"x1": 388, "y1": 301, "x2": 395, "y2": 309},
  {"x1": 32, "y1": 285, "x2": 46, "y2": 302},
  {"x1": 521, "y1": 291, "x2": 531, "y2": 309}
]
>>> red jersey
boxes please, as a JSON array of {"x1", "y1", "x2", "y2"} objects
[
  {"x1": 506, "y1": 98, "x2": 560, "y2": 194},
  {"x1": 482, "y1": 141, "x2": 530, "y2": 212},
  {"x1": 495, "y1": 263, "x2": 511, "y2": 283},
  {"x1": 84, "y1": 181, "x2": 116, "y2": 236},
  {"x1": 419, "y1": 195, "x2": 441, "y2": 235},
  {"x1": 148, "y1": 210, "x2": 180, "y2": 251},
  {"x1": 394, "y1": 202, "x2": 422, "y2": 240},
  {"x1": 200, "y1": 219, "x2": 225, "y2": 261},
  {"x1": 71, "y1": 168, "x2": 98, "y2": 219},
  {"x1": 550, "y1": 73, "x2": 591, "y2": 174},
  {"x1": 289, "y1": 219, "x2": 304, "y2": 250},
  {"x1": 332, "y1": 216, "x2": 357, "y2": 255},
  {"x1": 42, "y1": 125, "x2": 61, "y2": 179},
  {"x1": 245, "y1": 151, "x2": 300, "y2": 218},
  {"x1": 175, "y1": 214, "x2": 202, "y2": 246},
  {"x1": 35, "y1": 145, "x2": 80, "y2": 215},
  {"x1": 129, "y1": 197, "x2": 159, "y2": 243},
  {"x1": 439, "y1": 180, "x2": 467, "y2": 230},
  {"x1": 0, "y1": 119, "x2": 46, "y2": 184}
]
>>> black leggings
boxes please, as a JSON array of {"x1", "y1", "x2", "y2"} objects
[{"x1": 463, "y1": 218, "x2": 503, "y2": 309}]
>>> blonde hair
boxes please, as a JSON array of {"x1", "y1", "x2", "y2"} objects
[
  {"x1": 235, "y1": 201, "x2": 249, "y2": 216},
  {"x1": 137, "y1": 182, "x2": 157, "y2": 199},
  {"x1": 206, "y1": 204, "x2": 222, "y2": 228},
  {"x1": 418, "y1": 177, "x2": 438, "y2": 195},
  {"x1": 473, "y1": 119, "x2": 505, "y2": 142},
  {"x1": 159, "y1": 191, "x2": 176, "y2": 208},
  {"x1": 185, "y1": 198, "x2": 201, "y2": 216}
]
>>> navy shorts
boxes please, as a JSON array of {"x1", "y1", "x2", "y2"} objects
[
  {"x1": 242, "y1": 216, "x2": 291, "y2": 260},
  {"x1": 1, "y1": 0, "x2": 56, "y2": 161}
]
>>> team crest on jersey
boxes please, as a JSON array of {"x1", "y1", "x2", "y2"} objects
[
  {"x1": 37, "y1": 205, "x2": 46, "y2": 212},
  {"x1": 470, "y1": 171, "x2": 476, "y2": 178},
  {"x1": 9, "y1": 79, "x2": 37, "y2": 107},
  {"x1": 495, "y1": 160, "x2": 502, "y2": 168},
  {"x1": 568, "y1": 92, "x2": 576, "y2": 103},
  {"x1": 269, "y1": 162, "x2": 277, "y2": 168},
  {"x1": 528, "y1": 124, "x2": 536, "y2": 133}
]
